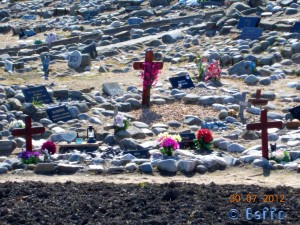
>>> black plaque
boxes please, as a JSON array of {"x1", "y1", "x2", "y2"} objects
[
  {"x1": 289, "y1": 106, "x2": 300, "y2": 120},
  {"x1": 102, "y1": 82, "x2": 123, "y2": 96},
  {"x1": 169, "y1": 75, "x2": 195, "y2": 89},
  {"x1": 22, "y1": 86, "x2": 53, "y2": 104},
  {"x1": 240, "y1": 27, "x2": 263, "y2": 40},
  {"x1": 237, "y1": 16, "x2": 261, "y2": 29},
  {"x1": 46, "y1": 105, "x2": 73, "y2": 123},
  {"x1": 123, "y1": 150, "x2": 150, "y2": 159},
  {"x1": 179, "y1": 133, "x2": 196, "y2": 149},
  {"x1": 292, "y1": 21, "x2": 300, "y2": 33}
]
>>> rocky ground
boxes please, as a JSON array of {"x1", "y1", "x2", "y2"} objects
[{"x1": 0, "y1": 0, "x2": 300, "y2": 224}]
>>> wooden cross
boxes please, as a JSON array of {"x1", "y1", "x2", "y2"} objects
[
  {"x1": 11, "y1": 116, "x2": 45, "y2": 152},
  {"x1": 246, "y1": 109, "x2": 283, "y2": 160},
  {"x1": 248, "y1": 89, "x2": 268, "y2": 107},
  {"x1": 133, "y1": 49, "x2": 163, "y2": 107}
]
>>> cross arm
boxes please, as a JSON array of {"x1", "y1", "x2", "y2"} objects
[
  {"x1": 31, "y1": 127, "x2": 46, "y2": 134},
  {"x1": 266, "y1": 121, "x2": 283, "y2": 129},
  {"x1": 246, "y1": 123, "x2": 262, "y2": 131}
]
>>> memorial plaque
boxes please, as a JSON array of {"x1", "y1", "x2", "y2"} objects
[
  {"x1": 46, "y1": 105, "x2": 73, "y2": 123},
  {"x1": 4, "y1": 60, "x2": 13, "y2": 72},
  {"x1": 102, "y1": 82, "x2": 123, "y2": 96},
  {"x1": 169, "y1": 75, "x2": 195, "y2": 89},
  {"x1": 22, "y1": 15, "x2": 37, "y2": 20},
  {"x1": 123, "y1": 150, "x2": 150, "y2": 159},
  {"x1": 291, "y1": 21, "x2": 300, "y2": 33},
  {"x1": 68, "y1": 50, "x2": 82, "y2": 69},
  {"x1": 289, "y1": 105, "x2": 300, "y2": 120},
  {"x1": 179, "y1": 133, "x2": 196, "y2": 149},
  {"x1": 240, "y1": 27, "x2": 263, "y2": 40},
  {"x1": 237, "y1": 16, "x2": 261, "y2": 29},
  {"x1": 22, "y1": 86, "x2": 53, "y2": 104}
]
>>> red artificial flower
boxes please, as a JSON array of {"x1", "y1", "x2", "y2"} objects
[
  {"x1": 41, "y1": 141, "x2": 56, "y2": 155},
  {"x1": 197, "y1": 129, "x2": 213, "y2": 143}
]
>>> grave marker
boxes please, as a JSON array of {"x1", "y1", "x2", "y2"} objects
[
  {"x1": 237, "y1": 16, "x2": 261, "y2": 29},
  {"x1": 133, "y1": 50, "x2": 163, "y2": 107},
  {"x1": 248, "y1": 89, "x2": 268, "y2": 107},
  {"x1": 41, "y1": 55, "x2": 50, "y2": 79},
  {"x1": 4, "y1": 60, "x2": 13, "y2": 72},
  {"x1": 68, "y1": 50, "x2": 82, "y2": 69},
  {"x1": 291, "y1": 21, "x2": 300, "y2": 33},
  {"x1": 238, "y1": 92, "x2": 251, "y2": 124},
  {"x1": 169, "y1": 75, "x2": 195, "y2": 89},
  {"x1": 22, "y1": 15, "x2": 37, "y2": 20},
  {"x1": 246, "y1": 109, "x2": 283, "y2": 160},
  {"x1": 289, "y1": 105, "x2": 300, "y2": 120},
  {"x1": 45, "y1": 33, "x2": 57, "y2": 44},
  {"x1": 240, "y1": 27, "x2": 263, "y2": 40},
  {"x1": 11, "y1": 116, "x2": 45, "y2": 152},
  {"x1": 102, "y1": 82, "x2": 123, "y2": 96},
  {"x1": 179, "y1": 133, "x2": 196, "y2": 149},
  {"x1": 22, "y1": 86, "x2": 53, "y2": 104},
  {"x1": 46, "y1": 105, "x2": 73, "y2": 123}
]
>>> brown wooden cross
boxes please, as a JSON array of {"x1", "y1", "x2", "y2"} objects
[
  {"x1": 246, "y1": 109, "x2": 283, "y2": 160},
  {"x1": 133, "y1": 49, "x2": 163, "y2": 107},
  {"x1": 11, "y1": 116, "x2": 45, "y2": 152},
  {"x1": 248, "y1": 89, "x2": 268, "y2": 106}
]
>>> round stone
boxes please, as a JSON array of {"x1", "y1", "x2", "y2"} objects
[{"x1": 68, "y1": 50, "x2": 82, "y2": 69}]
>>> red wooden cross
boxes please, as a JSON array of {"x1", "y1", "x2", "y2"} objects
[
  {"x1": 246, "y1": 109, "x2": 283, "y2": 160},
  {"x1": 248, "y1": 89, "x2": 268, "y2": 106},
  {"x1": 11, "y1": 116, "x2": 45, "y2": 152},
  {"x1": 133, "y1": 49, "x2": 163, "y2": 107}
]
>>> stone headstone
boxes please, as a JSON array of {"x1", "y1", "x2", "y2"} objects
[
  {"x1": 102, "y1": 82, "x2": 123, "y2": 96},
  {"x1": 127, "y1": 17, "x2": 143, "y2": 25},
  {"x1": 291, "y1": 21, "x2": 300, "y2": 33},
  {"x1": 123, "y1": 150, "x2": 150, "y2": 159},
  {"x1": 4, "y1": 60, "x2": 13, "y2": 72},
  {"x1": 237, "y1": 16, "x2": 261, "y2": 29},
  {"x1": 169, "y1": 75, "x2": 195, "y2": 89},
  {"x1": 46, "y1": 105, "x2": 73, "y2": 123},
  {"x1": 68, "y1": 50, "x2": 82, "y2": 69},
  {"x1": 289, "y1": 105, "x2": 300, "y2": 119},
  {"x1": 238, "y1": 92, "x2": 251, "y2": 124},
  {"x1": 179, "y1": 133, "x2": 196, "y2": 149},
  {"x1": 22, "y1": 86, "x2": 53, "y2": 104},
  {"x1": 45, "y1": 33, "x2": 57, "y2": 44},
  {"x1": 22, "y1": 15, "x2": 37, "y2": 20},
  {"x1": 240, "y1": 27, "x2": 263, "y2": 40}
]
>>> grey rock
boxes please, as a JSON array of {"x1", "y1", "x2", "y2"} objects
[
  {"x1": 227, "y1": 143, "x2": 245, "y2": 153},
  {"x1": 0, "y1": 167, "x2": 8, "y2": 174},
  {"x1": 198, "y1": 96, "x2": 216, "y2": 105},
  {"x1": 35, "y1": 163, "x2": 57, "y2": 174},
  {"x1": 162, "y1": 32, "x2": 182, "y2": 44},
  {"x1": 125, "y1": 163, "x2": 138, "y2": 172},
  {"x1": 119, "y1": 138, "x2": 138, "y2": 150},
  {"x1": 178, "y1": 160, "x2": 197, "y2": 173},
  {"x1": 0, "y1": 140, "x2": 14, "y2": 156},
  {"x1": 87, "y1": 165, "x2": 104, "y2": 174},
  {"x1": 244, "y1": 75, "x2": 259, "y2": 85},
  {"x1": 228, "y1": 60, "x2": 254, "y2": 75},
  {"x1": 183, "y1": 115, "x2": 202, "y2": 126},
  {"x1": 107, "y1": 166, "x2": 125, "y2": 174},
  {"x1": 157, "y1": 159, "x2": 177, "y2": 173},
  {"x1": 183, "y1": 94, "x2": 199, "y2": 104},
  {"x1": 139, "y1": 162, "x2": 153, "y2": 173},
  {"x1": 68, "y1": 106, "x2": 80, "y2": 117},
  {"x1": 125, "y1": 98, "x2": 141, "y2": 110},
  {"x1": 150, "y1": 0, "x2": 169, "y2": 7},
  {"x1": 196, "y1": 165, "x2": 207, "y2": 174},
  {"x1": 259, "y1": 78, "x2": 272, "y2": 86},
  {"x1": 291, "y1": 53, "x2": 300, "y2": 64},
  {"x1": 252, "y1": 158, "x2": 272, "y2": 169},
  {"x1": 57, "y1": 164, "x2": 83, "y2": 174}
]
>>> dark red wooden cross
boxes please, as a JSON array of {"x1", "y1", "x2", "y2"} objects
[
  {"x1": 246, "y1": 109, "x2": 283, "y2": 160},
  {"x1": 133, "y1": 49, "x2": 163, "y2": 107},
  {"x1": 11, "y1": 116, "x2": 45, "y2": 152},
  {"x1": 248, "y1": 89, "x2": 268, "y2": 106}
]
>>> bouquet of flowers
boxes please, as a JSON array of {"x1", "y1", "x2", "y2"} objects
[
  {"x1": 205, "y1": 60, "x2": 221, "y2": 82},
  {"x1": 270, "y1": 150, "x2": 290, "y2": 163},
  {"x1": 193, "y1": 129, "x2": 214, "y2": 151},
  {"x1": 8, "y1": 120, "x2": 25, "y2": 131},
  {"x1": 41, "y1": 140, "x2": 56, "y2": 155},
  {"x1": 18, "y1": 151, "x2": 40, "y2": 164},
  {"x1": 114, "y1": 112, "x2": 130, "y2": 133},
  {"x1": 157, "y1": 132, "x2": 182, "y2": 156}
]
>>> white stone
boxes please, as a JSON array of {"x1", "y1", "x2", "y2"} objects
[
  {"x1": 0, "y1": 156, "x2": 7, "y2": 162},
  {"x1": 4, "y1": 60, "x2": 13, "y2": 72},
  {"x1": 68, "y1": 50, "x2": 82, "y2": 69}
]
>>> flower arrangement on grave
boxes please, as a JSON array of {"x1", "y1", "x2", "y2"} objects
[
  {"x1": 114, "y1": 112, "x2": 130, "y2": 133},
  {"x1": 157, "y1": 132, "x2": 182, "y2": 157},
  {"x1": 18, "y1": 151, "x2": 40, "y2": 164},
  {"x1": 204, "y1": 60, "x2": 221, "y2": 82},
  {"x1": 270, "y1": 150, "x2": 290, "y2": 163},
  {"x1": 140, "y1": 62, "x2": 160, "y2": 88},
  {"x1": 228, "y1": 109, "x2": 238, "y2": 118},
  {"x1": 8, "y1": 120, "x2": 25, "y2": 131},
  {"x1": 41, "y1": 140, "x2": 56, "y2": 155},
  {"x1": 195, "y1": 55, "x2": 207, "y2": 80},
  {"x1": 193, "y1": 129, "x2": 214, "y2": 152}
]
